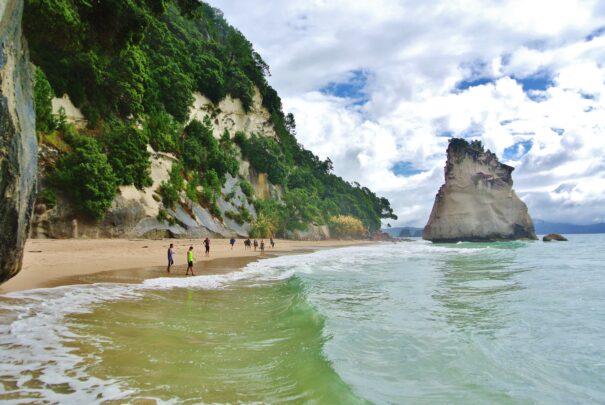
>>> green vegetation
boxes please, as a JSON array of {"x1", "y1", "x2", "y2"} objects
[
  {"x1": 158, "y1": 163, "x2": 184, "y2": 208},
  {"x1": 183, "y1": 118, "x2": 239, "y2": 183},
  {"x1": 225, "y1": 205, "x2": 251, "y2": 225},
  {"x1": 33, "y1": 67, "x2": 55, "y2": 133},
  {"x1": 37, "y1": 188, "x2": 57, "y2": 208},
  {"x1": 239, "y1": 179, "x2": 255, "y2": 201},
  {"x1": 101, "y1": 120, "x2": 152, "y2": 189},
  {"x1": 449, "y1": 138, "x2": 485, "y2": 153},
  {"x1": 25, "y1": 0, "x2": 396, "y2": 233},
  {"x1": 235, "y1": 133, "x2": 287, "y2": 185},
  {"x1": 329, "y1": 215, "x2": 366, "y2": 239},
  {"x1": 144, "y1": 110, "x2": 180, "y2": 153},
  {"x1": 250, "y1": 212, "x2": 278, "y2": 238},
  {"x1": 50, "y1": 131, "x2": 118, "y2": 219}
]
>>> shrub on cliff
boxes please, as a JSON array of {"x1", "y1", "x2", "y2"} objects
[
  {"x1": 33, "y1": 67, "x2": 56, "y2": 133},
  {"x1": 51, "y1": 134, "x2": 118, "y2": 219},
  {"x1": 236, "y1": 133, "x2": 287, "y2": 184},
  {"x1": 144, "y1": 109, "x2": 181, "y2": 153},
  {"x1": 183, "y1": 118, "x2": 239, "y2": 183},
  {"x1": 158, "y1": 163, "x2": 184, "y2": 208},
  {"x1": 250, "y1": 213, "x2": 277, "y2": 238},
  {"x1": 101, "y1": 120, "x2": 152, "y2": 189},
  {"x1": 329, "y1": 215, "x2": 366, "y2": 239}
]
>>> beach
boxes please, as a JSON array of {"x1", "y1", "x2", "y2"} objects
[
  {"x1": 0, "y1": 238, "x2": 370, "y2": 293},
  {"x1": 1, "y1": 236, "x2": 604, "y2": 403}
]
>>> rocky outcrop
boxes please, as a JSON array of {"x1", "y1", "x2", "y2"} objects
[
  {"x1": 33, "y1": 82, "x2": 294, "y2": 240},
  {"x1": 0, "y1": 0, "x2": 37, "y2": 283},
  {"x1": 33, "y1": 148, "x2": 259, "y2": 239},
  {"x1": 423, "y1": 139, "x2": 536, "y2": 243},
  {"x1": 543, "y1": 233, "x2": 568, "y2": 242},
  {"x1": 51, "y1": 94, "x2": 86, "y2": 128},
  {"x1": 287, "y1": 224, "x2": 330, "y2": 241},
  {"x1": 189, "y1": 88, "x2": 276, "y2": 139}
]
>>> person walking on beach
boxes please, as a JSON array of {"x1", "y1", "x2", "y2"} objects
[
  {"x1": 186, "y1": 246, "x2": 195, "y2": 276},
  {"x1": 253, "y1": 239, "x2": 258, "y2": 251},
  {"x1": 204, "y1": 237, "x2": 210, "y2": 257},
  {"x1": 244, "y1": 238, "x2": 251, "y2": 249},
  {"x1": 166, "y1": 243, "x2": 175, "y2": 273},
  {"x1": 270, "y1": 237, "x2": 275, "y2": 249},
  {"x1": 260, "y1": 240, "x2": 265, "y2": 254},
  {"x1": 229, "y1": 237, "x2": 236, "y2": 250}
]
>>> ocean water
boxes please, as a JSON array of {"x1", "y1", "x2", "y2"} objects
[{"x1": 1, "y1": 235, "x2": 604, "y2": 404}]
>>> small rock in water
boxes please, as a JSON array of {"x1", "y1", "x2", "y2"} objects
[{"x1": 542, "y1": 233, "x2": 568, "y2": 242}]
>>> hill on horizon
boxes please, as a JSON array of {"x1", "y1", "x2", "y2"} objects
[
  {"x1": 382, "y1": 219, "x2": 605, "y2": 238},
  {"x1": 533, "y1": 219, "x2": 605, "y2": 235}
]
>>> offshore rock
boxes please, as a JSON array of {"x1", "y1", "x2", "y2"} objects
[
  {"x1": 423, "y1": 139, "x2": 536, "y2": 242},
  {"x1": 0, "y1": 0, "x2": 37, "y2": 283},
  {"x1": 543, "y1": 233, "x2": 568, "y2": 242}
]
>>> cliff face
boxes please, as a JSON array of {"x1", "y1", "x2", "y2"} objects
[
  {"x1": 423, "y1": 139, "x2": 536, "y2": 242},
  {"x1": 32, "y1": 91, "x2": 277, "y2": 239},
  {"x1": 0, "y1": 0, "x2": 37, "y2": 282}
]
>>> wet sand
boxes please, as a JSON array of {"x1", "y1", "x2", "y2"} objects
[{"x1": 1, "y1": 238, "x2": 370, "y2": 293}]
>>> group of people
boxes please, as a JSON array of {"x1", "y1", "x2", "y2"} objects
[
  {"x1": 243, "y1": 237, "x2": 275, "y2": 251},
  {"x1": 166, "y1": 237, "x2": 275, "y2": 275}
]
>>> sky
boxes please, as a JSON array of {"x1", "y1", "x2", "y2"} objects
[{"x1": 210, "y1": 0, "x2": 605, "y2": 227}]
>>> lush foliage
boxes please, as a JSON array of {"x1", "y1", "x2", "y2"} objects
[
  {"x1": 37, "y1": 188, "x2": 57, "y2": 208},
  {"x1": 449, "y1": 137, "x2": 485, "y2": 153},
  {"x1": 50, "y1": 130, "x2": 118, "y2": 219},
  {"x1": 26, "y1": 0, "x2": 396, "y2": 230},
  {"x1": 235, "y1": 133, "x2": 287, "y2": 185},
  {"x1": 158, "y1": 163, "x2": 184, "y2": 208},
  {"x1": 183, "y1": 118, "x2": 238, "y2": 182},
  {"x1": 24, "y1": 0, "x2": 272, "y2": 124},
  {"x1": 33, "y1": 67, "x2": 55, "y2": 133},
  {"x1": 101, "y1": 120, "x2": 152, "y2": 189},
  {"x1": 239, "y1": 179, "x2": 255, "y2": 202},
  {"x1": 250, "y1": 212, "x2": 278, "y2": 238},
  {"x1": 144, "y1": 109, "x2": 181, "y2": 153},
  {"x1": 329, "y1": 215, "x2": 366, "y2": 239}
]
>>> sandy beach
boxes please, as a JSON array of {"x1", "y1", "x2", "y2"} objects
[{"x1": 0, "y1": 238, "x2": 370, "y2": 293}]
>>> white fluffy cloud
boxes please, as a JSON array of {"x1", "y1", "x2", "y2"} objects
[{"x1": 210, "y1": 0, "x2": 605, "y2": 226}]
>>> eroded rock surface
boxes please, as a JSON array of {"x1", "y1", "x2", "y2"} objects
[
  {"x1": 423, "y1": 139, "x2": 536, "y2": 242},
  {"x1": 0, "y1": 0, "x2": 37, "y2": 283}
]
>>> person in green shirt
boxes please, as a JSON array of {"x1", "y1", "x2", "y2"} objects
[{"x1": 186, "y1": 246, "x2": 195, "y2": 276}]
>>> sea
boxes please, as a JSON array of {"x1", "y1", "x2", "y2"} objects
[{"x1": 1, "y1": 235, "x2": 604, "y2": 404}]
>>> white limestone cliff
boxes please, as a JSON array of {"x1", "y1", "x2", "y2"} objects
[
  {"x1": 423, "y1": 139, "x2": 537, "y2": 242},
  {"x1": 189, "y1": 87, "x2": 276, "y2": 139}
]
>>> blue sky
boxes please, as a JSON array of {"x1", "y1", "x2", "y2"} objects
[{"x1": 211, "y1": 0, "x2": 605, "y2": 226}]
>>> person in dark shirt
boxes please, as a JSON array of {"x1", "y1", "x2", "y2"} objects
[
  {"x1": 166, "y1": 243, "x2": 175, "y2": 273},
  {"x1": 203, "y1": 238, "x2": 210, "y2": 257}
]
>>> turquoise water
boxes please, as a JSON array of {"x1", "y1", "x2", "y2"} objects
[{"x1": 1, "y1": 235, "x2": 604, "y2": 403}]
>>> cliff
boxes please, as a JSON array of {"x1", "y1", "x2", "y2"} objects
[
  {"x1": 423, "y1": 139, "x2": 536, "y2": 242},
  {"x1": 24, "y1": 0, "x2": 395, "y2": 241},
  {"x1": 0, "y1": 0, "x2": 37, "y2": 282}
]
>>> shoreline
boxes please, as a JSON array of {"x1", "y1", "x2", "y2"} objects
[{"x1": 0, "y1": 238, "x2": 372, "y2": 294}]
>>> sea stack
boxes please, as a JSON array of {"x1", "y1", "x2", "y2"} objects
[
  {"x1": 423, "y1": 138, "x2": 536, "y2": 242},
  {"x1": 0, "y1": 0, "x2": 38, "y2": 283}
]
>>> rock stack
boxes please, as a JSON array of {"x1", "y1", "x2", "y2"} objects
[{"x1": 423, "y1": 139, "x2": 536, "y2": 243}]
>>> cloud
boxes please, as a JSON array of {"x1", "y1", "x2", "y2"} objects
[{"x1": 210, "y1": 0, "x2": 605, "y2": 226}]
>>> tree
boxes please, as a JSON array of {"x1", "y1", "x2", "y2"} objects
[
  {"x1": 102, "y1": 121, "x2": 152, "y2": 189},
  {"x1": 33, "y1": 67, "x2": 55, "y2": 132},
  {"x1": 51, "y1": 134, "x2": 118, "y2": 219}
]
